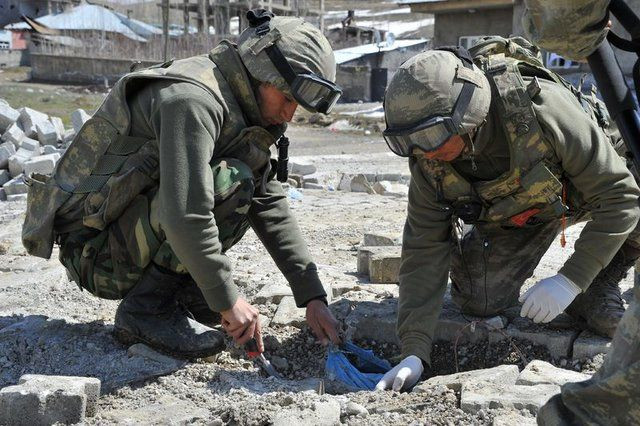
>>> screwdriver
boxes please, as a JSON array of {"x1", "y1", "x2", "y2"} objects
[{"x1": 245, "y1": 337, "x2": 283, "y2": 379}]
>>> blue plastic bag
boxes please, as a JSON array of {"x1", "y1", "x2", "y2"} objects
[{"x1": 325, "y1": 341, "x2": 392, "y2": 391}]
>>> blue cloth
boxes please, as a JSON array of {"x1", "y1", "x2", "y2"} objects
[{"x1": 324, "y1": 341, "x2": 392, "y2": 391}]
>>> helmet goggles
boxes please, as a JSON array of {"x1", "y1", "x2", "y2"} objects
[
  {"x1": 383, "y1": 46, "x2": 477, "y2": 157},
  {"x1": 265, "y1": 42, "x2": 342, "y2": 114}
]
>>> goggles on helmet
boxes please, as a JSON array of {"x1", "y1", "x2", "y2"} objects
[
  {"x1": 265, "y1": 43, "x2": 342, "y2": 114},
  {"x1": 383, "y1": 46, "x2": 477, "y2": 157}
]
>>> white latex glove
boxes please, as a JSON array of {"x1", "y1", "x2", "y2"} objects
[
  {"x1": 519, "y1": 274, "x2": 581, "y2": 323},
  {"x1": 375, "y1": 355, "x2": 424, "y2": 392}
]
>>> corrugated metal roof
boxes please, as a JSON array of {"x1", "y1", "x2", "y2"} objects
[
  {"x1": 6, "y1": 3, "x2": 161, "y2": 42},
  {"x1": 334, "y1": 39, "x2": 428, "y2": 64}
]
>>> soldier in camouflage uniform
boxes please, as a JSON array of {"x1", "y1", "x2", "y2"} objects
[
  {"x1": 376, "y1": 39, "x2": 640, "y2": 392},
  {"x1": 21, "y1": 10, "x2": 342, "y2": 358},
  {"x1": 523, "y1": 1, "x2": 640, "y2": 424}
]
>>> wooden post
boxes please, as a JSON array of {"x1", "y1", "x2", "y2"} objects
[
  {"x1": 183, "y1": 0, "x2": 190, "y2": 37},
  {"x1": 162, "y1": 0, "x2": 169, "y2": 61},
  {"x1": 198, "y1": 0, "x2": 207, "y2": 33}
]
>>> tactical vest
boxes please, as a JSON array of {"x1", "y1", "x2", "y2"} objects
[
  {"x1": 418, "y1": 54, "x2": 569, "y2": 226},
  {"x1": 22, "y1": 41, "x2": 283, "y2": 259}
]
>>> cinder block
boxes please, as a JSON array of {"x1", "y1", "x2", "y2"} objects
[
  {"x1": 369, "y1": 251, "x2": 401, "y2": 283},
  {"x1": 36, "y1": 120, "x2": 59, "y2": 146},
  {"x1": 1, "y1": 122, "x2": 25, "y2": 148},
  {"x1": 357, "y1": 246, "x2": 401, "y2": 276},
  {"x1": 71, "y1": 109, "x2": 91, "y2": 133},
  {"x1": 18, "y1": 107, "x2": 49, "y2": 138},
  {"x1": 0, "y1": 101, "x2": 20, "y2": 132},
  {"x1": 23, "y1": 153, "x2": 60, "y2": 176},
  {"x1": 3, "y1": 175, "x2": 28, "y2": 195},
  {"x1": 0, "y1": 374, "x2": 101, "y2": 425},
  {"x1": 0, "y1": 168, "x2": 10, "y2": 186}
]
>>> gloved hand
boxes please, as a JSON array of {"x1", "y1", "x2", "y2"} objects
[
  {"x1": 519, "y1": 274, "x2": 581, "y2": 323},
  {"x1": 375, "y1": 355, "x2": 424, "y2": 391}
]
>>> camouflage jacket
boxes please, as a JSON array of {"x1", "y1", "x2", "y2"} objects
[{"x1": 398, "y1": 67, "x2": 640, "y2": 365}]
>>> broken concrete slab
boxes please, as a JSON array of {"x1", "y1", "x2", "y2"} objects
[
  {"x1": 0, "y1": 374, "x2": 101, "y2": 425},
  {"x1": 517, "y1": 360, "x2": 590, "y2": 387},
  {"x1": 23, "y1": 153, "x2": 60, "y2": 176},
  {"x1": 254, "y1": 282, "x2": 292, "y2": 304},
  {"x1": 288, "y1": 159, "x2": 316, "y2": 176},
  {"x1": 18, "y1": 107, "x2": 49, "y2": 138},
  {"x1": 369, "y1": 250, "x2": 401, "y2": 283},
  {"x1": 490, "y1": 317, "x2": 580, "y2": 358},
  {"x1": 357, "y1": 246, "x2": 401, "y2": 276},
  {"x1": 413, "y1": 364, "x2": 519, "y2": 392},
  {"x1": 0, "y1": 102, "x2": 19, "y2": 132},
  {"x1": 363, "y1": 232, "x2": 401, "y2": 246},
  {"x1": 460, "y1": 382, "x2": 559, "y2": 415},
  {"x1": 345, "y1": 298, "x2": 399, "y2": 344},
  {"x1": 350, "y1": 174, "x2": 375, "y2": 194},
  {"x1": 271, "y1": 296, "x2": 306, "y2": 328},
  {"x1": 71, "y1": 109, "x2": 91, "y2": 133},
  {"x1": 272, "y1": 397, "x2": 341, "y2": 426},
  {"x1": 572, "y1": 331, "x2": 612, "y2": 359},
  {"x1": 36, "y1": 120, "x2": 59, "y2": 146}
]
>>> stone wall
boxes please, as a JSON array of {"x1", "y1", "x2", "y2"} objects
[
  {"x1": 336, "y1": 65, "x2": 371, "y2": 102},
  {"x1": 434, "y1": 8, "x2": 514, "y2": 47},
  {"x1": 0, "y1": 50, "x2": 30, "y2": 68},
  {"x1": 29, "y1": 53, "x2": 157, "y2": 85}
]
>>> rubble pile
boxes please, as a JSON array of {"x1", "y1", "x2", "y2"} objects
[{"x1": 0, "y1": 99, "x2": 90, "y2": 202}]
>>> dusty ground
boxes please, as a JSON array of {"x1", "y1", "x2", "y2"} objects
[{"x1": 0, "y1": 74, "x2": 631, "y2": 424}]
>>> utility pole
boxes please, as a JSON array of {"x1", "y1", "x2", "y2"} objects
[
  {"x1": 319, "y1": 0, "x2": 324, "y2": 33},
  {"x1": 162, "y1": 0, "x2": 169, "y2": 61}
]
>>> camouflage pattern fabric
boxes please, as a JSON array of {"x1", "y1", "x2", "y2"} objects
[
  {"x1": 522, "y1": 0, "x2": 610, "y2": 60},
  {"x1": 59, "y1": 158, "x2": 254, "y2": 299}
]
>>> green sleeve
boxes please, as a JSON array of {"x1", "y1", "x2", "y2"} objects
[
  {"x1": 398, "y1": 158, "x2": 453, "y2": 366},
  {"x1": 248, "y1": 179, "x2": 326, "y2": 307},
  {"x1": 533, "y1": 79, "x2": 640, "y2": 290},
  {"x1": 147, "y1": 82, "x2": 239, "y2": 312}
]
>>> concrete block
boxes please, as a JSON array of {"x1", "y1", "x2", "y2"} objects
[
  {"x1": 0, "y1": 187, "x2": 6, "y2": 201},
  {"x1": 572, "y1": 331, "x2": 612, "y2": 359},
  {"x1": 3, "y1": 175, "x2": 28, "y2": 195},
  {"x1": 0, "y1": 102, "x2": 19, "y2": 132},
  {"x1": 350, "y1": 174, "x2": 375, "y2": 193},
  {"x1": 288, "y1": 159, "x2": 316, "y2": 176},
  {"x1": 20, "y1": 137, "x2": 41, "y2": 152},
  {"x1": 271, "y1": 296, "x2": 306, "y2": 328},
  {"x1": 0, "y1": 145, "x2": 12, "y2": 169},
  {"x1": 369, "y1": 251, "x2": 401, "y2": 283},
  {"x1": 0, "y1": 374, "x2": 101, "y2": 424},
  {"x1": 63, "y1": 128, "x2": 76, "y2": 143},
  {"x1": 1, "y1": 141, "x2": 16, "y2": 155},
  {"x1": 8, "y1": 148, "x2": 39, "y2": 177},
  {"x1": 517, "y1": 360, "x2": 591, "y2": 386},
  {"x1": 43, "y1": 144, "x2": 58, "y2": 155},
  {"x1": 0, "y1": 168, "x2": 10, "y2": 186},
  {"x1": 254, "y1": 282, "x2": 292, "y2": 304},
  {"x1": 337, "y1": 173, "x2": 352, "y2": 191},
  {"x1": 36, "y1": 120, "x2": 59, "y2": 146},
  {"x1": 19, "y1": 107, "x2": 49, "y2": 137},
  {"x1": 434, "y1": 301, "x2": 490, "y2": 344},
  {"x1": 6, "y1": 193, "x2": 27, "y2": 202},
  {"x1": 357, "y1": 246, "x2": 401, "y2": 276},
  {"x1": 1, "y1": 122, "x2": 25, "y2": 147},
  {"x1": 71, "y1": 109, "x2": 91, "y2": 133},
  {"x1": 363, "y1": 232, "x2": 401, "y2": 246},
  {"x1": 491, "y1": 317, "x2": 580, "y2": 358},
  {"x1": 49, "y1": 116, "x2": 65, "y2": 138},
  {"x1": 413, "y1": 364, "x2": 519, "y2": 392},
  {"x1": 23, "y1": 153, "x2": 60, "y2": 176},
  {"x1": 345, "y1": 298, "x2": 399, "y2": 344},
  {"x1": 460, "y1": 382, "x2": 559, "y2": 415}
]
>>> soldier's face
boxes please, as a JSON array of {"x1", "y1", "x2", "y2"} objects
[
  {"x1": 257, "y1": 83, "x2": 299, "y2": 126},
  {"x1": 422, "y1": 134, "x2": 466, "y2": 161}
]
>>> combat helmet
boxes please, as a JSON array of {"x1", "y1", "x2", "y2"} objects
[
  {"x1": 383, "y1": 48, "x2": 491, "y2": 156},
  {"x1": 238, "y1": 9, "x2": 341, "y2": 114}
]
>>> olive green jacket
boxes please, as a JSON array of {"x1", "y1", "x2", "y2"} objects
[{"x1": 399, "y1": 76, "x2": 640, "y2": 365}]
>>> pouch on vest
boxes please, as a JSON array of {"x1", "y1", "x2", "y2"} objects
[{"x1": 221, "y1": 126, "x2": 277, "y2": 193}]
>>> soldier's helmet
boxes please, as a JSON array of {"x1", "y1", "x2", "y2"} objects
[
  {"x1": 238, "y1": 10, "x2": 340, "y2": 114},
  {"x1": 384, "y1": 49, "x2": 491, "y2": 147}
]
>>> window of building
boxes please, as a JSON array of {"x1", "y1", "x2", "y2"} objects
[
  {"x1": 546, "y1": 52, "x2": 580, "y2": 69},
  {"x1": 0, "y1": 41, "x2": 9, "y2": 50},
  {"x1": 458, "y1": 36, "x2": 484, "y2": 50}
]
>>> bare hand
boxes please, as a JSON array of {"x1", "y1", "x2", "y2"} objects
[
  {"x1": 221, "y1": 297, "x2": 263, "y2": 351},
  {"x1": 306, "y1": 299, "x2": 341, "y2": 345}
]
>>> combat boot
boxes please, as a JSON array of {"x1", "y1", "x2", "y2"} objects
[
  {"x1": 114, "y1": 264, "x2": 226, "y2": 358},
  {"x1": 566, "y1": 243, "x2": 640, "y2": 338},
  {"x1": 176, "y1": 280, "x2": 222, "y2": 328}
]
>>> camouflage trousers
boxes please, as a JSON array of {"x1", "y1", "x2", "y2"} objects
[
  {"x1": 58, "y1": 158, "x2": 254, "y2": 300},
  {"x1": 449, "y1": 217, "x2": 640, "y2": 425}
]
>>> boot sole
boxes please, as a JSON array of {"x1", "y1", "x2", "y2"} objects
[{"x1": 113, "y1": 327, "x2": 225, "y2": 359}]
